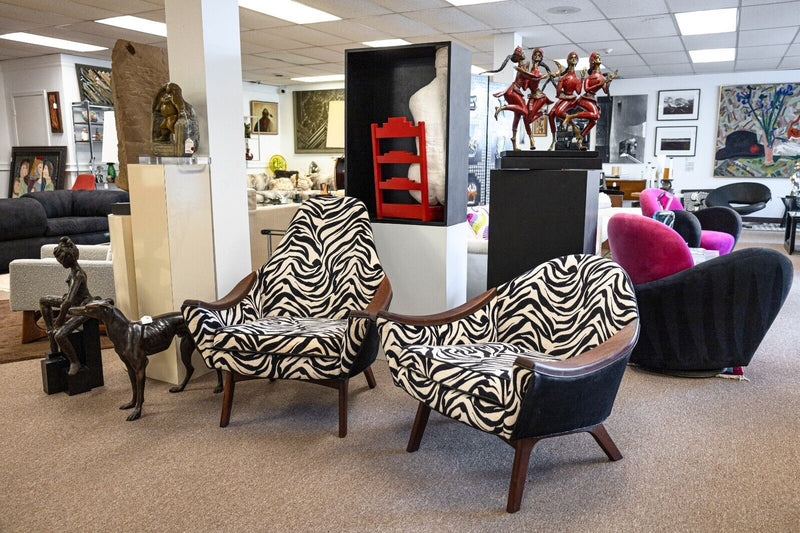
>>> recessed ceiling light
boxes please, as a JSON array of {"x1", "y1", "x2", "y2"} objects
[
  {"x1": 362, "y1": 39, "x2": 411, "y2": 48},
  {"x1": 547, "y1": 6, "x2": 581, "y2": 14},
  {"x1": 95, "y1": 16, "x2": 167, "y2": 37},
  {"x1": 555, "y1": 56, "x2": 603, "y2": 71},
  {"x1": 291, "y1": 74, "x2": 345, "y2": 82},
  {"x1": 446, "y1": 0, "x2": 505, "y2": 5},
  {"x1": 0, "y1": 32, "x2": 107, "y2": 52},
  {"x1": 689, "y1": 47, "x2": 735, "y2": 63},
  {"x1": 239, "y1": 0, "x2": 340, "y2": 25},
  {"x1": 675, "y1": 8, "x2": 737, "y2": 36}
]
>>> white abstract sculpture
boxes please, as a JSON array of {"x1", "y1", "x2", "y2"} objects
[{"x1": 408, "y1": 46, "x2": 448, "y2": 206}]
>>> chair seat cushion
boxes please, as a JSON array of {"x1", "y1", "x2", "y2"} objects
[
  {"x1": 213, "y1": 316, "x2": 346, "y2": 357},
  {"x1": 700, "y1": 230, "x2": 735, "y2": 255},
  {"x1": 398, "y1": 343, "x2": 562, "y2": 406}
]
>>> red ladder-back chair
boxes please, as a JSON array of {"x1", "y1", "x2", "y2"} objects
[{"x1": 371, "y1": 117, "x2": 443, "y2": 222}]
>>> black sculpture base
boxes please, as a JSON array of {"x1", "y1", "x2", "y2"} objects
[
  {"x1": 40, "y1": 318, "x2": 103, "y2": 395},
  {"x1": 500, "y1": 150, "x2": 601, "y2": 170}
]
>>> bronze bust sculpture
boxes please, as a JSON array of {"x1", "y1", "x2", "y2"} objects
[{"x1": 151, "y1": 82, "x2": 199, "y2": 157}]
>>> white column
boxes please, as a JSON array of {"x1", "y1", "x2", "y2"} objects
[
  {"x1": 164, "y1": 0, "x2": 252, "y2": 296},
  {"x1": 492, "y1": 33, "x2": 521, "y2": 85}
]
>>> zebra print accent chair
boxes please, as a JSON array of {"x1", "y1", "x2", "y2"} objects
[
  {"x1": 377, "y1": 254, "x2": 639, "y2": 513},
  {"x1": 182, "y1": 196, "x2": 391, "y2": 437}
]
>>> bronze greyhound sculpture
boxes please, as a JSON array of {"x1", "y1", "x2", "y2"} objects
[{"x1": 70, "y1": 300, "x2": 222, "y2": 421}]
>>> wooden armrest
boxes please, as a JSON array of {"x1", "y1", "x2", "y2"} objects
[
  {"x1": 376, "y1": 288, "x2": 497, "y2": 326},
  {"x1": 183, "y1": 272, "x2": 257, "y2": 311},
  {"x1": 260, "y1": 229, "x2": 287, "y2": 235},
  {"x1": 514, "y1": 321, "x2": 639, "y2": 377},
  {"x1": 350, "y1": 276, "x2": 393, "y2": 320}
]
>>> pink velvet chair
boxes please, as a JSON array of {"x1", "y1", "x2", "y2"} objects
[
  {"x1": 607, "y1": 213, "x2": 694, "y2": 284},
  {"x1": 638, "y1": 188, "x2": 739, "y2": 255}
]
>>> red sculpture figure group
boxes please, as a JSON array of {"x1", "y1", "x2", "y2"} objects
[{"x1": 485, "y1": 47, "x2": 617, "y2": 151}]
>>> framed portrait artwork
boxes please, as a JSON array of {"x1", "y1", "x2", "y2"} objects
[
  {"x1": 656, "y1": 89, "x2": 700, "y2": 121},
  {"x1": 75, "y1": 64, "x2": 113, "y2": 106},
  {"x1": 47, "y1": 91, "x2": 63, "y2": 133},
  {"x1": 654, "y1": 126, "x2": 697, "y2": 157},
  {"x1": 293, "y1": 89, "x2": 345, "y2": 153},
  {"x1": 250, "y1": 100, "x2": 278, "y2": 135},
  {"x1": 8, "y1": 146, "x2": 68, "y2": 198}
]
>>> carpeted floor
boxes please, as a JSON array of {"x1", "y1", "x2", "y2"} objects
[{"x1": 1, "y1": 235, "x2": 799, "y2": 531}]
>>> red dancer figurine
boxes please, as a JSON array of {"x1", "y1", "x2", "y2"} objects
[
  {"x1": 520, "y1": 48, "x2": 555, "y2": 149},
  {"x1": 563, "y1": 51, "x2": 618, "y2": 150},
  {"x1": 484, "y1": 46, "x2": 539, "y2": 151},
  {"x1": 548, "y1": 51, "x2": 582, "y2": 150}
]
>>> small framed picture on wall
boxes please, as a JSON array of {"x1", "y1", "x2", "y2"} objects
[
  {"x1": 655, "y1": 126, "x2": 697, "y2": 157},
  {"x1": 656, "y1": 89, "x2": 700, "y2": 120},
  {"x1": 250, "y1": 100, "x2": 278, "y2": 135}
]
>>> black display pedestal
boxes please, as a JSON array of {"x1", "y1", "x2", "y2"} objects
[
  {"x1": 40, "y1": 318, "x2": 103, "y2": 395},
  {"x1": 487, "y1": 151, "x2": 601, "y2": 288}
]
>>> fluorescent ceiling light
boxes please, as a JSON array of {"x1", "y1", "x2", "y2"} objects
[
  {"x1": 447, "y1": 0, "x2": 505, "y2": 5},
  {"x1": 675, "y1": 8, "x2": 737, "y2": 36},
  {"x1": 362, "y1": 39, "x2": 411, "y2": 48},
  {"x1": 689, "y1": 47, "x2": 735, "y2": 63},
  {"x1": 95, "y1": 16, "x2": 167, "y2": 37},
  {"x1": 471, "y1": 65, "x2": 485, "y2": 75},
  {"x1": 0, "y1": 32, "x2": 107, "y2": 52},
  {"x1": 239, "y1": 0, "x2": 340, "y2": 24},
  {"x1": 291, "y1": 74, "x2": 345, "y2": 82},
  {"x1": 555, "y1": 57, "x2": 603, "y2": 71}
]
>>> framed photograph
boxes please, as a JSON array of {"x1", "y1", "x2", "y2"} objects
[
  {"x1": 532, "y1": 115, "x2": 548, "y2": 137},
  {"x1": 250, "y1": 100, "x2": 278, "y2": 135},
  {"x1": 46, "y1": 91, "x2": 63, "y2": 133},
  {"x1": 657, "y1": 89, "x2": 700, "y2": 121},
  {"x1": 714, "y1": 82, "x2": 800, "y2": 178},
  {"x1": 293, "y1": 88, "x2": 345, "y2": 153},
  {"x1": 655, "y1": 126, "x2": 697, "y2": 157},
  {"x1": 75, "y1": 64, "x2": 113, "y2": 106},
  {"x1": 8, "y1": 146, "x2": 68, "y2": 198}
]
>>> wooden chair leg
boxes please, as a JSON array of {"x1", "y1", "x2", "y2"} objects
[
  {"x1": 21, "y1": 310, "x2": 47, "y2": 344},
  {"x1": 338, "y1": 379, "x2": 348, "y2": 438},
  {"x1": 506, "y1": 438, "x2": 538, "y2": 513},
  {"x1": 587, "y1": 423, "x2": 623, "y2": 461},
  {"x1": 219, "y1": 371, "x2": 235, "y2": 428},
  {"x1": 406, "y1": 402, "x2": 431, "y2": 452},
  {"x1": 364, "y1": 366, "x2": 376, "y2": 389}
]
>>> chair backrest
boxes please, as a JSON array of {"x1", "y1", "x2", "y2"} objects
[
  {"x1": 494, "y1": 254, "x2": 638, "y2": 358},
  {"x1": 705, "y1": 182, "x2": 772, "y2": 207},
  {"x1": 73, "y1": 174, "x2": 96, "y2": 190},
  {"x1": 607, "y1": 213, "x2": 694, "y2": 285},
  {"x1": 254, "y1": 195, "x2": 385, "y2": 319},
  {"x1": 639, "y1": 188, "x2": 683, "y2": 217}
]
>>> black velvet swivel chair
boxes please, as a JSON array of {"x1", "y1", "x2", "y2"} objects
[{"x1": 705, "y1": 182, "x2": 772, "y2": 216}]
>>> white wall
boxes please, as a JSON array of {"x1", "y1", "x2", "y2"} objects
[
  {"x1": 608, "y1": 69, "x2": 800, "y2": 219},
  {"x1": 0, "y1": 64, "x2": 11, "y2": 197}
]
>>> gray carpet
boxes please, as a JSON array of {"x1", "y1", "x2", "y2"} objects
[{"x1": 1, "y1": 235, "x2": 799, "y2": 531}]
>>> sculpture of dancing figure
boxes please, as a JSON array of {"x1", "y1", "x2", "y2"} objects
[
  {"x1": 548, "y1": 51, "x2": 583, "y2": 150},
  {"x1": 484, "y1": 46, "x2": 538, "y2": 151},
  {"x1": 521, "y1": 48, "x2": 556, "y2": 149},
  {"x1": 40, "y1": 237, "x2": 95, "y2": 376},
  {"x1": 563, "y1": 52, "x2": 618, "y2": 150}
]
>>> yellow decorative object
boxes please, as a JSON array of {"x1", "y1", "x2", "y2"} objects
[{"x1": 268, "y1": 154, "x2": 287, "y2": 173}]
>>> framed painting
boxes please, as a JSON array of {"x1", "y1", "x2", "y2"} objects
[
  {"x1": 75, "y1": 64, "x2": 113, "y2": 106},
  {"x1": 8, "y1": 146, "x2": 68, "y2": 198},
  {"x1": 655, "y1": 126, "x2": 697, "y2": 157},
  {"x1": 714, "y1": 83, "x2": 800, "y2": 178},
  {"x1": 657, "y1": 89, "x2": 700, "y2": 120},
  {"x1": 250, "y1": 100, "x2": 278, "y2": 135},
  {"x1": 46, "y1": 91, "x2": 63, "y2": 133},
  {"x1": 532, "y1": 115, "x2": 548, "y2": 137},
  {"x1": 293, "y1": 89, "x2": 345, "y2": 153}
]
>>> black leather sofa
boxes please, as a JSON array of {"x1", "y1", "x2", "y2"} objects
[{"x1": 0, "y1": 189, "x2": 129, "y2": 273}]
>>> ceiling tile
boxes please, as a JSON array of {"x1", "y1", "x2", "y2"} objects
[
  {"x1": 665, "y1": 0, "x2": 737, "y2": 11},
  {"x1": 458, "y1": 3, "x2": 544, "y2": 29},
  {"x1": 238, "y1": 8, "x2": 293, "y2": 30},
  {"x1": 736, "y1": 57, "x2": 781, "y2": 70},
  {"x1": 369, "y1": 0, "x2": 449, "y2": 11},
  {"x1": 63, "y1": 0, "x2": 160, "y2": 13},
  {"x1": 255, "y1": 51, "x2": 323, "y2": 65},
  {"x1": 404, "y1": 7, "x2": 490, "y2": 33},
  {"x1": 780, "y1": 55, "x2": 800, "y2": 68},
  {"x1": 594, "y1": 0, "x2": 668, "y2": 18},
  {"x1": 545, "y1": 44, "x2": 588, "y2": 60},
  {"x1": 307, "y1": 20, "x2": 387, "y2": 41},
  {"x1": 313, "y1": 62, "x2": 344, "y2": 74},
  {"x1": 353, "y1": 13, "x2": 440, "y2": 38},
  {"x1": 741, "y1": 0, "x2": 795, "y2": 4},
  {"x1": 579, "y1": 40, "x2": 636, "y2": 56},
  {"x1": 614, "y1": 14, "x2": 678, "y2": 40},
  {"x1": 291, "y1": 47, "x2": 344, "y2": 63},
  {"x1": 58, "y1": 21, "x2": 164, "y2": 44},
  {"x1": 450, "y1": 31, "x2": 498, "y2": 52},
  {"x1": 786, "y1": 43, "x2": 800, "y2": 55},
  {"x1": 517, "y1": 0, "x2": 606, "y2": 24},
  {"x1": 604, "y1": 54, "x2": 646, "y2": 67},
  {"x1": 240, "y1": 31, "x2": 308, "y2": 50},
  {"x1": 641, "y1": 51, "x2": 689, "y2": 64},
  {"x1": 681, "y1": 32, "x2": 736, "y2": 50},
  {"x1": 3, "y1": 0, "x2": 120, "y2": 19},
  {"x1": 325, "y1": 42, "x2": 364, "y2": 54},
  {"x1": 650, "y1": 63, "x2": 694, "y2": 75},
  {"x1": 740, "y1": 3, "x2": 800, "y2": 31},
  {"x1": 739, "y1": 27, "x2": 798, "y2": 47},
  {"x1": 629, "y1": 36, "x2": 684, "y2": 53},
  {"x1": 266, "y1": 25, "x2": 349, "y2": 47},
  {"x1": 0, "y1": 2, "x2": 82, "y2": 25},
  {"x1": 737, "y1": 44, "x2": 789, "y2": 60},
  {"x1": 618, "y1": 65, "x2": 654, "y2": 78},
  {"x1": 516, "y1": 25, "x2": 571, "y2": 46},
  {"x1": 242, "y1": 55, "x2": 290, "y2": 70},
  {"x1": 554, "y1": 20, "x2": 622, "y2": 42},
  {"x1": 694, "y1": 60, "x2": 735, "y2": 72},
  {"x1": 301, "y1": 0, "x2": 392, "y2": 18}
]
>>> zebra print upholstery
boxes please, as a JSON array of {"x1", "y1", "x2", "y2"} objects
[
  {"x1": 378, "y1": 254, "x2": 638, "y2": 439},
  {"x1": 182, "y1": 195, "x2": 386, "y2": 380}
]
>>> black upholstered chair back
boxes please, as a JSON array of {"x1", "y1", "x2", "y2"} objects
[{"x1": 705, "y1": 182, "x2": 772, "y2": 215}]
